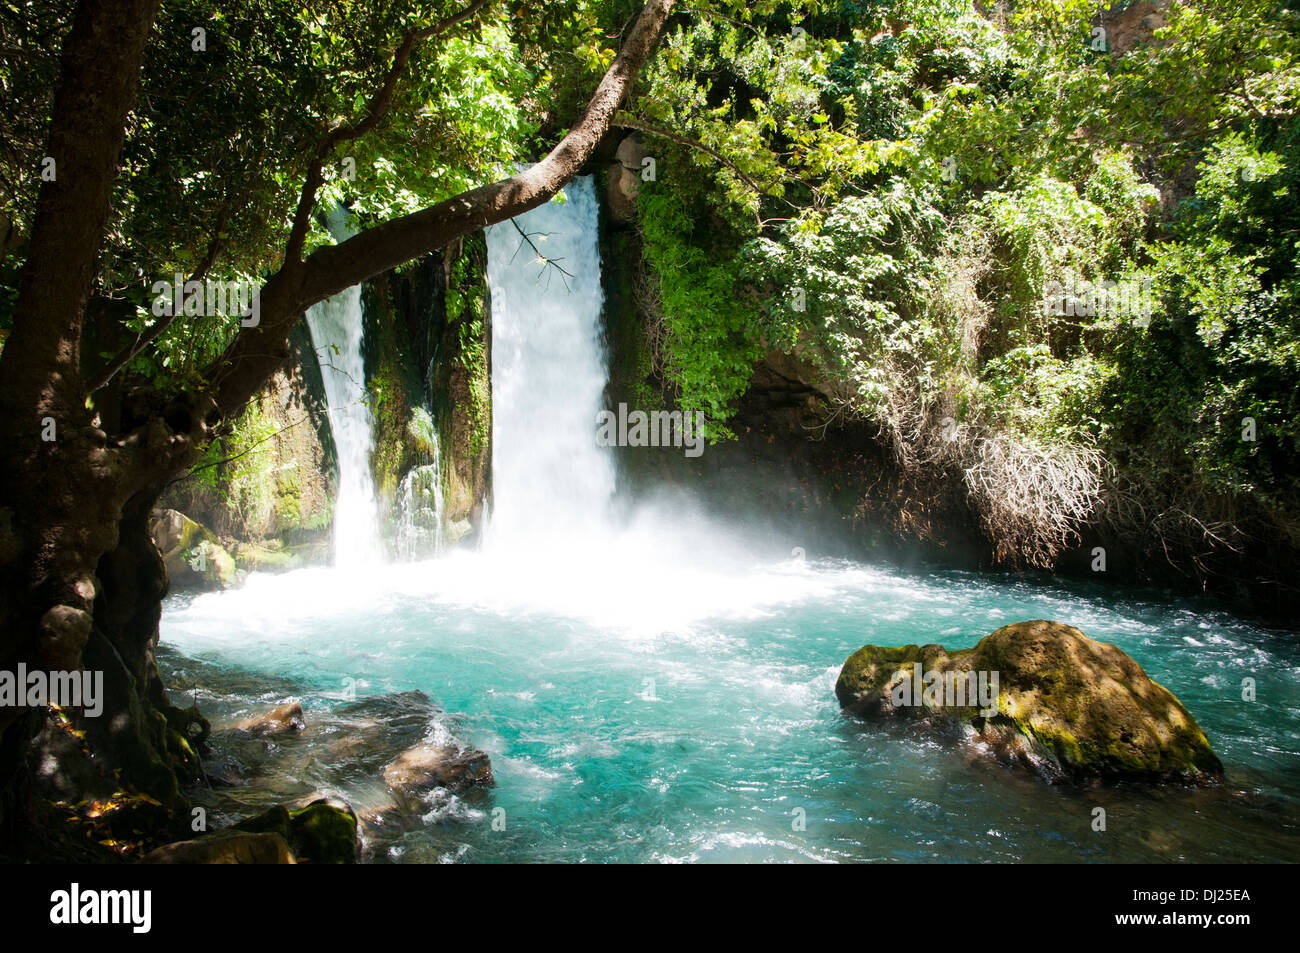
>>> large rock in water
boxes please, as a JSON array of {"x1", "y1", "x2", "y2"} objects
[
  {"x1": 144, "y1": 799, "x2": 359, "y2": 864},
  {"x1": 235, "y1": 798, "x2": 359, "y2": 863},
  {"x1": 150, "y1": 508, "x2": 237, "y2": 590},
  {"x1": 222, "y1": 701, "x2": 307, "y2": 736},
  {"x1": 382, "y1": 743, "x2": 494, "y2": 798},
  {"x1": 835, "y1": 620, "x2": 1223, "y2": 784}
]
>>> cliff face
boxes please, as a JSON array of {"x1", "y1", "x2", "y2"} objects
[
  {"x1": 159, "y1": 322, "x2": 335, "y2": 550},
  {"x1": 596, "y1": 149, "x2": 986, "y2": 569},
  {"x1": 362, "y1": 235, "x2": 492, "y2": 552},
  {"x1": 160, "y1": 235, "x2": 493, "y2": 566}
]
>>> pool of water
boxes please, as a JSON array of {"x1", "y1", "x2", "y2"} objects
[{"x1": 159, "y1": 535, "x2": 1300, "y2": 864}]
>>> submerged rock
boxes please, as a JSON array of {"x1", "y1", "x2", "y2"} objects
[
  {"x1": 835, "y1": 619, "x2": 1224, "y2": 785},
  {"x1": 235, "y1": 798, "x2": 359, "y2": 864},
  {"x1": 222, "y1": 702, "x2": 306, "y2": 736},
  {"x1": 143, "y1": 830, "x2": 297, "y2": 864},
  {"x1": 382, "y1": 742, "x2": 494, "y2": 797}
]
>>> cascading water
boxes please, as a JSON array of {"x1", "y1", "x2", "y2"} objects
[
  {"x1": 395, "y1": 432, "x2": 445, "y2": 560},
  {"x1": 304, "y1": 205, "x2": 382, "y2": 567},
  {"x1": 160, "y1": 179, "x2": 1300, "y2": 865},
  {"x1": 484, "y1": 178, "x2": 615, "y2": 546}
]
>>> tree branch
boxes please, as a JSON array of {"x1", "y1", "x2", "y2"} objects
[
  {"x1": 284, "y1": 0, "x2": 495, "y2": 265},
  {"x1": 87, "y1": 195, "x2": 232, "y2": 394},
  {"x1": 510, "y1": 218, "x2": 575, "y2": 286},
  {"x1": 613, "y1": 112, "x2": 768, "y2": 196},
  {"x1": 205, "y1": 0, "x2": 677, "y2": 421}
]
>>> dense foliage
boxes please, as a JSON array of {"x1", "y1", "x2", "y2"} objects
[
  {"x1": 2, "y1": 0, "x2": 1297, "y2": 581},
  {"x1": 624, "y1": 0, "x2": 1300, "y2": 572}
]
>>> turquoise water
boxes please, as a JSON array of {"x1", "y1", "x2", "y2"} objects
[{"x1": 160, "y1": 538, "x2": 1300, "y2": 864}]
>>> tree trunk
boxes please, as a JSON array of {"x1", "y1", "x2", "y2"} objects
[
  {"x1": 0, "y1": 0, "x2": 168, "y2": 856},
  {"x1": 0, "y1": 0, "x2": 674, "y2": 860}
]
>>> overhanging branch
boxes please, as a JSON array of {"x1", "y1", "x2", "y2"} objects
[
  {"x1": 284, "y1": 0, "x2": 495, "y2": 266},
  {"x1": 205, "y1": 0, "x2": 677, "y2": 421},
  {"x1": 613, "y1": 112, "x2": 768, "y2": 196}
]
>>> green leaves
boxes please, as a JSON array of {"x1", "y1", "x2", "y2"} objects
[{"x1": 626, "y1": 0, "x2": 1299, "y2": 523}]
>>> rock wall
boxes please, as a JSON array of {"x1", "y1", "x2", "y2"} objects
[
  {"x1": 157, "y1": 322, "x2": 335, "y2": 574},
  {"x1": 158, "y1": 234, "x2": 493, "y2": 572},
  {"x1": 596, "y1": 142, "x2": 986, "y2": 568},
  {"x1": 362, "y1": 235, "x2": 492, "y2": 553}
]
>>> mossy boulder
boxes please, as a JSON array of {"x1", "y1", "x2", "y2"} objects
[
  {"x1": 230, "y1": 538, "x2": 326, "y2": 574},
  {"x1": 234, "y1": 798, "x2": 359, "y2": 863},
  {"x1": 149, "y1": 508, "x2": 237, "y2": 590},
  {"x1": 143, "y1": 830, "x2": 297, "y2": 864},
  {"x1": 835, "y1": 619, "x2": 1224, "y2": 785}
]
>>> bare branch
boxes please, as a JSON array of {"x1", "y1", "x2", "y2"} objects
[
  {"x1": 613, "y1": 112, "x2": 769, "y2": 196},
  {"x1": 510, "y1": 218, "x2": 575, "y2": 284}
]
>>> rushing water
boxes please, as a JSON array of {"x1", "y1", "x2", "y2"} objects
[
  {"x1": 158, "y1": 180, "x2": 1300, "y2": 863},
  {"x1": 304, "y1": 205, "x2": 381, "y2": 566},
  {"x1": 160, "y1": 554, "x2": 1300, "y2": 863},
  {"x1": 485, "y1": 178, "x2": 615, "y2": 544},
  {"x1": 395, "y1": 415, "x2": 445, "y2": 561}
]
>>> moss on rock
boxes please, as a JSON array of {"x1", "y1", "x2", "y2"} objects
[
  {"x1": 234, "y1": 797, "x2": 358, "y2": 863},
  {"x1": 286, "y1": 800, "x2": 359, "y2": 864},
  {"x1": 149, "y1": 509, "x2": 237, "y2": 590},
  {"x1": 144, "y1": 830, "x2": 297, "y2": 864},
  {"x1": 835, "y1": 619, "x2": 1224, "y2": 785}
]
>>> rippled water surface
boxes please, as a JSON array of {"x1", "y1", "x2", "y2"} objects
[{"x1": 160, "y1": 536, "x2": 1300, "y2": 864}]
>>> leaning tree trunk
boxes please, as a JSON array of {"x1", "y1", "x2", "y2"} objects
[
  {"x1": 0, "y1": 0, "x2": 174, "y2": 856},
  {"x1": 86, "y1": 485, "x2": 207, "y2": 799}
]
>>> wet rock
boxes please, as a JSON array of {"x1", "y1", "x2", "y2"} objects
[
  {"x1": 336, "y1": 689, "x2": 438, "y2": 725},
  {"x1": 445, "y1": 519, "x2": 473, "y2": 547},
  {"x1": 222, "y1": 702, "x2": 306, "y2": 736},
  {"x1": 231, "y1": 540, "x2": 299, "y2": 574},
  {"x1": 150, "y1": 508, "x2": 237, "y2": 590},
  {"x1": 382, "y1": 742, "x2": 494, "y2": 796},
  {"x1": 235, "y1": 798, "x2": 358, "y2": 864},
  {"x1": 836, "y1": 619, "x2": 1224, "y2": 785},
  {"x1": 607, "y1": 134, "x2": 646, "y2": 223},
  {"x1": 143, "y1": 830, "x2": 296, "y2": 864},
  {"x1": 204, "y1": 766, "x2": 243, "y2": 787}
]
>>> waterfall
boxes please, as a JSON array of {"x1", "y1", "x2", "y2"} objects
[
  {"x1": 395, "y1": 424, "x2": 444, "y2": 560},
  {"x1": 484, "y1": 177, "x2": 614, "y2": 546},
  {"x1": 304, "y1": 205, "x2": 382, "y2": 567}
]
